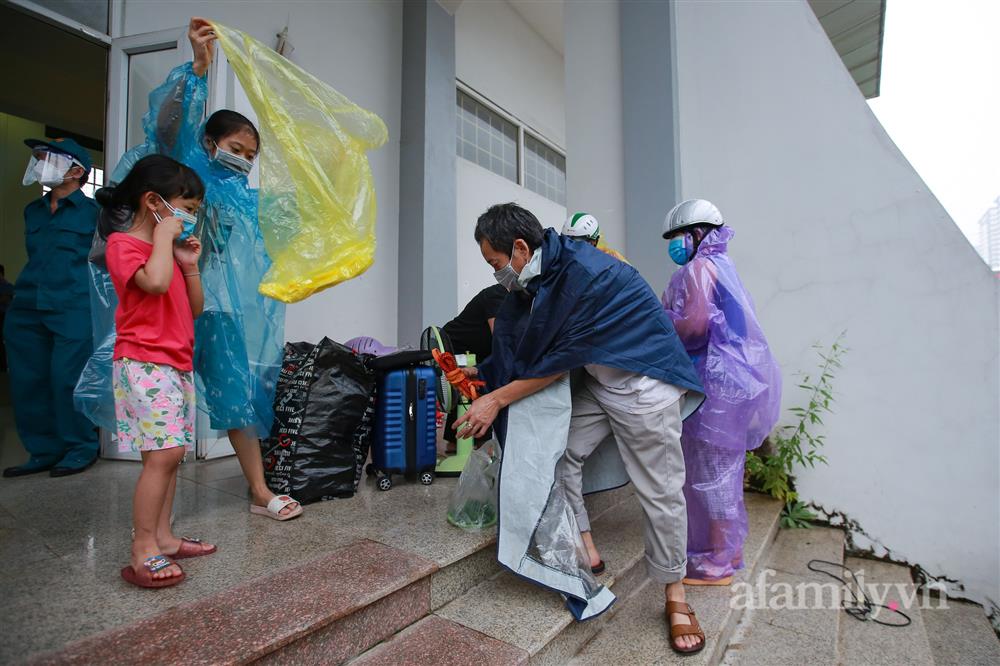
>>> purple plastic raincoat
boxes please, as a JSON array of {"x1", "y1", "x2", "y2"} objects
[{"x1": 662, "y1": 225, "x2": 781, "y2": 581}]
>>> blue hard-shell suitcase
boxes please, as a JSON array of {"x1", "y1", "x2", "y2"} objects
[{"x1": 370, "y1": 365, "x2": 437, "y2": 490}]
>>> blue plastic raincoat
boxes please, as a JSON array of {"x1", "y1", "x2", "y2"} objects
[
  {"x1": 662, "y1": 225, "x2": 781, "y2": 580},
  {"x1": 75, "y1": 62, "x2": 284, "y2": 436}
]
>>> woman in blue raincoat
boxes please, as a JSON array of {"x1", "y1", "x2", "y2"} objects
[
  {"x1": 662, "y1": 199, "x2": 782, "y2": 585},
  {"x1": 107, "y1": 18, "x2": 298, "y2": 520}
]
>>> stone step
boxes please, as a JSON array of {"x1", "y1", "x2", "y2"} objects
[
  {"x1": 838, "y1": 556, "x2": 934, "y2": 666},
  {"x1": 431, "y1": 481, "x2": 637, "y2": 611},
  {"x1": 22, "y1": 470, "x2": 638, "y2": 665},
  {"x1": 922, "y1": 598, "x2": 1000, "y2": 666},
  {"x1": 721, "y1": 526, "x2": 846, "y2": 666},
  {"x1": 432, "y1": 493, "x2": 651, "y2": 665},
  {"x1": 356, "y1": 491, "x2": 780, "y2": 666},
  {"x1": 568, "y1": 492, "x2": 784, "y2": 666}
]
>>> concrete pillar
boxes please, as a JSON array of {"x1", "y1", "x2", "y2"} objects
[
  {"x1": 564, "y1": 0, "x2": 626, "y2": 250},
  {"x1": 621, "y1": 0, "x2": 679, "y2": 290},
  {"x1": 398, "y1": 0, "x2": 458, "y2": 345}
]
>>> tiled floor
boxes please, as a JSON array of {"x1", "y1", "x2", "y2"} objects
[{"x1": 0, "y1": 376, "x2": 493, "y2": 663}]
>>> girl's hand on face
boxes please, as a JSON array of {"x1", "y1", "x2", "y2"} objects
[
  {"x1": 173, "y1": 237, "x2": 202, "y2": 272},
  {"x1": 153, "y1": 216, "x2": 184, "y2": 245},
  {"x1": 189, "y1": 17, "x2": 217, "y2": 76}
]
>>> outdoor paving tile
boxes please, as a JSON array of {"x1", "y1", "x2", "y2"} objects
[
  {"x1": 569, "y1": 492, "x2": 785, "y2": 666},
  {"x1": 351, "y1": 614, "x2": 529, "y2": 666},
  {"x1": 0, "y1": 471, "x2": 243, "y2": 561},
  {"x1": 259, "y1": 578, "x2": 432, "y2": 665},
  {"x1": 922, "y1": 599, "x2": 1000, "y2": 666},
  {"x1": 308, "y1": 476, "x2": 496, "y2": 568},
  {"x1": 0, "y1": 525, "x2": 59, "y2": 576},
  {"x1": 437, "y1": 495, "x2": 648, "y2": 655},
  {"x1": 29, "y1": 540, "x2": 438, "y2": 665},
  {"x1": 727, "y1": 569, "x2": 841, "y2": 640},
  {"x1": 175, "y1": 455, "x2": 244, "y2": 483},
  {"x1": 437, "y1": 571, "x2": 570, "y2": 654},
  {"x1": 839, "y1": 557, "x2": 934, "y2": 666},
  {"x1": 721, "y1": 615, "x2": 838, "y2": 666},
  {"x1": 430, "y1": 542, "x2": 502, "y2": 610},
  {"x1": 763, "y1": 526, "x2": 845, "y2": 581},
  {"x1": 742, "y1": 492, "x2": 783, "y2": 572}
]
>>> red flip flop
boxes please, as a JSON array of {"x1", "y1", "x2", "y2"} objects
[
  {"x1": 170, "y1": 537, "x2": 217, "y2": 560},
  {"x1": 121, "y1": 555, "x2": 185, "y2": 588}
]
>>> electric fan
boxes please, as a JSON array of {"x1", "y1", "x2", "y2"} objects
[{"x1": 420, "y1": 325, "x2": 474, "y2": 476}]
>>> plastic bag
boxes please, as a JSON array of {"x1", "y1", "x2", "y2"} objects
[
  {"x1": 447, "y1": 443, "x2": 502, "y2": 530},
  {"x1": 73, "y1": 203, "x2": 134, "y2": 431},
  {"x1": 262, "y1": 337, "x2": 376, "y2": 503},
  {"x1": 211, "y1": 22, "x2": 389, "y2": 303},
  {"x1": 527, "y1": 482, "x2": 601, "y2": 599}
]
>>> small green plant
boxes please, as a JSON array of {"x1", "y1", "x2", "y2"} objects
[
  {"x1": 746, "y1": 333, "x2": 847, "y2": 527},
  {"x1": 780, "y1": 500, "x2": 817, "y2": 529}
]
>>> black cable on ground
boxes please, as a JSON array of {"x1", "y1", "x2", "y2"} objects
[{"x1": 807, "y1": 559, "x2": 913, "y2": 628}]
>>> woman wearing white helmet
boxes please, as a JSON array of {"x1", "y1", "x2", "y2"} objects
[
  {"x1": 661, "y1": 199, "x2": 782, "y2": 586},
  {"x1": 561, "y1": 212, "x2": 601, "y2": 245},
  {"x1": 562, "y1": 212, "x2": 627, "y2": 262}
]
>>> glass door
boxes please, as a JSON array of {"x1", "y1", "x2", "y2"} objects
[{"x1": 101, "y1": 27, "x2": 185, "y2": 461}]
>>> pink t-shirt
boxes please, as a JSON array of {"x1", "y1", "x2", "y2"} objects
[{"x1": 106, "y1": 233, "x2": 194, "y2": 371}]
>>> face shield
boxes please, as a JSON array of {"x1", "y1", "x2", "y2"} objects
[{"x1": 22, "y1": 150, "x2": 78, "y2": 188}]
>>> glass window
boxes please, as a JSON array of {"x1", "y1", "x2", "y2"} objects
[
  {"x1": 42, "y1": 166, "x2": 105, "y2": 199},
  {"x1": 456, "y1": 90, "x2": 518, "y2": 183},
  {"x1": 523, "y1": 133, "x2": 566, "y2": 205},
  {"x1": 32, "y1": 0, "x2": 109, "y2": 34}
]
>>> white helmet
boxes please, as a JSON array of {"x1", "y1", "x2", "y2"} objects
[
  {"x1": 662, "y1": 199, "x2": 724, "y2": 238},
  {"x1": 563, "y1": 212, "x2": 601, "y2": 241}
]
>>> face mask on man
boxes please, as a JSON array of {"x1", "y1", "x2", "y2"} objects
[
  {"x1": 212, "y1": 142, "x2": 254, "y2": 176},
  {"x1": 668, "y1": 233, "x2": 694, "y2": 266},
  {"x1": 494, "y1": 261, "x2": 522, "y2": 292},
  {"x1": 152, "y1": 194, "x2": 199, "y2": 242}
]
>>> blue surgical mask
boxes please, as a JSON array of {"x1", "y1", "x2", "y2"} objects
[
  {"x1": 493, "y1": 261, "x2": 522, "y2": 292},
  {"x1": 213, "y1": 142, "x2": 254, "y2": 176},
  {"x1": 154, "y1": 195, "x2": 198, "y2": 241},
  {"x1": 669, "y1": 235, "x2": 694, "y2": 266}
]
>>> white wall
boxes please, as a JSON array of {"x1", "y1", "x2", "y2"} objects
[
  {"x1": 120, "y1": 0, "x2": 403, "y2": 345},
  {"x1": 457, "y1": 159, "x2": 565, "y2": 309},
  {"x1": 563, "y1": 0, "x2": 625, "y2": 250},
  {"x1": 454, "y1": 0, "x2": 567, "y2": 310},
  {"x1": 674, "y1": 0, "x2": 1000, "y2": 603},
  {"x1": 455, "y1": 0, "x2": 565, "y2": 147}
]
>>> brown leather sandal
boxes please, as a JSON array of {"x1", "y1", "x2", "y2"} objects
[{"x1": 666, "y1": 601, "x2": 706, "y2": 655}]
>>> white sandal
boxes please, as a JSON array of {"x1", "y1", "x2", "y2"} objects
[{"x1": 250, "y1": 495, "x2": 303, "y2": 521}]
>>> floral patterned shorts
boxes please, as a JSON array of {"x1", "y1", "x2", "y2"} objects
[{"x1": 113, "y1": 358, "x2": 196, "y2": 453}]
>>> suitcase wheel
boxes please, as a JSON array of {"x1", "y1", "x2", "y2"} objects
[
  {"x1": 420, "y1": 471, "x2": 434, "y2": 486},
  {"x1": 365, "y1": 463, "x2": 375, "y2": 477},
  {"x1": 377, "y1": 475, "x2": 392, "y2": 491}
]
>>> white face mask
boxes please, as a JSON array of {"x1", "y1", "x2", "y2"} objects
[
  {"x1": 212, "y1": 142, "x2": 254, "y2": 176},
  {"x1": 22, "y1": 152, "x2": 76, "y2": 188}
]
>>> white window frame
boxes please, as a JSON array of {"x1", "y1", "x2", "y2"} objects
[
  {"x1": 455, "y1": 80, "x2": 566, "y2": 204},
  {"x1": 106, "y1": 26, "x2": 189, "y2": 172}
]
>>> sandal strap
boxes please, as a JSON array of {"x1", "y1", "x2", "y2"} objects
[
  {"x1": 666, "y1": 602, "x2": 705, "y2": 641},
  {"x1": 266, "y1": 495, "x2": 298, "y2": 514},
  {"x1": 671, "y1": 622, "x2": 705, "y2": 639},
  {"x1": 181, "y1": 536, "x2": 202, "y2": 544},
  {"x1": 143, "y1": 555, "x2": 173, "y2": 573},
  {"x1": 666, "y1": 601, "x2": 695, "y2": 616}
]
